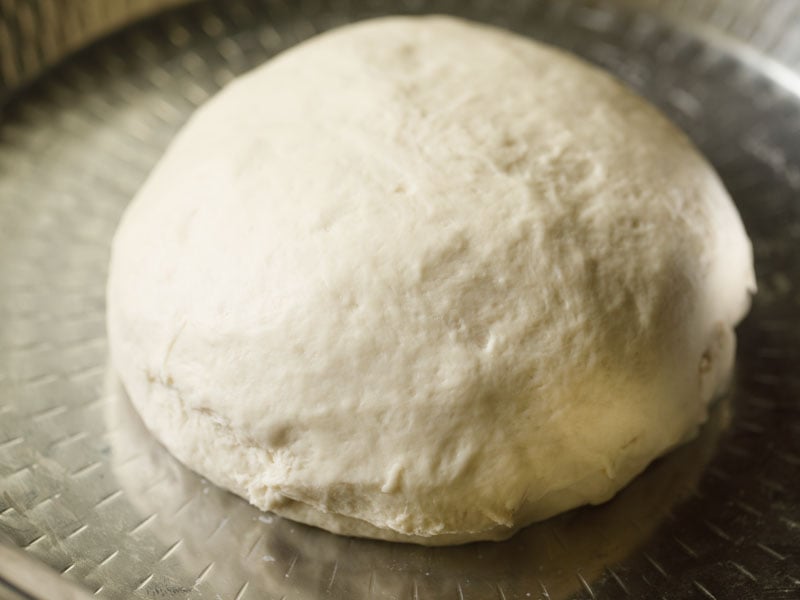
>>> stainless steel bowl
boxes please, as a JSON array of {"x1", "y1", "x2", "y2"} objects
[{"x1": 1, "y1": 1, "x2": 799, "y2": 598}]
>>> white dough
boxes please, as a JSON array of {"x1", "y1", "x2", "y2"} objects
[{"x1": 107, "y1": 16, "x2": 756, "y2": 545}]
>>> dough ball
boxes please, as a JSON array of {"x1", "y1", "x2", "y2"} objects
[{"x1": 107, "y1": 16, "x2": 755, "y2": 545}]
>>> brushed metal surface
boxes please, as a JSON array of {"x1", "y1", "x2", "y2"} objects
[
  {"x1": 1, "y1": 0, "x2": 799, "y2": 599},
  {"x1": 2, "y1": 0, "x2": 800, "y2": 107},
  {"x1": 0, "y1": 0, "x2": 194, "y2": 105},
  {"x1": 0, "y1": 531, "x2": 92, "y2": 600}
]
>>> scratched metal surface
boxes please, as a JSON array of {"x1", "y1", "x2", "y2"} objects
[{"x1": 0, "y1": 0, "x2": 799, "y2": 598}]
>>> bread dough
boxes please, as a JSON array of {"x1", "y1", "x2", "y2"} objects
[{"x1": 107, "y1": 16, "x2": 756, "y2": 545}]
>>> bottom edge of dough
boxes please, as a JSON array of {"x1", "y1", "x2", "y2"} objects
[{"x1": 117, "y1": 365, "x2": 711, "y2": 546}]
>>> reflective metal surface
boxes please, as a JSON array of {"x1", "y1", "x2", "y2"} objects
[
  {"x1": 1, "y1": 0, "x2": 799, "y2": 598},
  {"x1": 0, "y1": 0, "x2": 193, "y2": 105}
]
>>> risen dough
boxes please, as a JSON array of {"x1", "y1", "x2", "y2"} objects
[{"x1": 107, "y1": 16, "x2": 755, "y2": 545}]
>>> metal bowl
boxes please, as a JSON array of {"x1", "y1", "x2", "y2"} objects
[{"x1": 1, "y1": 1, "x2": 799, "y2": 598}]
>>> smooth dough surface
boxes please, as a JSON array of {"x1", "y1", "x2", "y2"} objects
[{"x1": 107, "y1": 16, "x2": 756, "y2": 545}]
